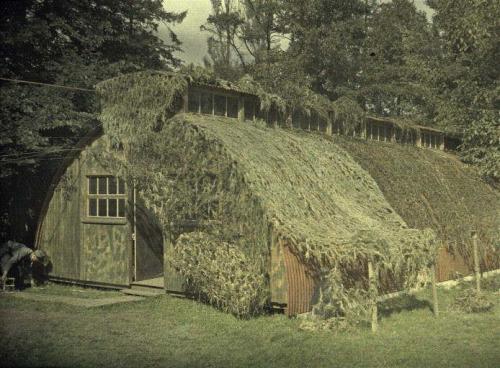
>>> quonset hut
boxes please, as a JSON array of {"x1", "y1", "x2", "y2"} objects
[{"x1": 35, "y1": 72, "x2": 499, "y2": 316}]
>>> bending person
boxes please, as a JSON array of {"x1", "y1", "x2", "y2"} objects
[{"x1": 0, "y1": 240, "x2": 48, "y2": 289}]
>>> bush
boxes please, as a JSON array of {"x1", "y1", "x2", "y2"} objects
[
  {"x1": 170, "y1": 232, "x2": 268, "y2": 318},
  {"x1": 451, "y1": 289, "x2": 494, "y2": 313},
  {"x1": 481, "y1": 275, "x2": 500, "y2": 292}
]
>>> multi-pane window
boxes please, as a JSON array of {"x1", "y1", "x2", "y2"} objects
[
  {"x1": 309, "y1": 112, "x2": 319, "y2": 131},
  {"x1": 368, "y1": 123, "x2": 391, "y2": 142},
  {"x1": 244, "y1": 98, "x2": 256, "y2": 121},
  {"x1": 188, "y1": 88, "x2": 243, "y2": 119},
  {"x1": 421, "y1": 132, "x2": 440, "y2": 149},
  {"x1": 200, "y1": 92, "x2": 213, "y2": 115},
  {"x1": 226, "y1": 96, "x2": 239, "y2": 118},
  {"x1": 214, "y1": 94, "x2": 226, "y2": 116},
  {"x1": 188, "y1": 90, "x2": 200, "y2": 113},
  {"x1": 87, "y1": 176, "x2": 126, "y2": 218},
  {"x1": 318, "y1": 116, "x2": 328, "y2": 133}
]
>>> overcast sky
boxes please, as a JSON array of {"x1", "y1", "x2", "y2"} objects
[{"x1": 159, "y1": 0, "x2": 433, "y2": 65}]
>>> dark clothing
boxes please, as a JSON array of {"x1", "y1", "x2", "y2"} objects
[{"x1": 0, "y1": 241, "x2": 33, "y2": 282}]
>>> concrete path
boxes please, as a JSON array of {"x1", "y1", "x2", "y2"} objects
[{"x1": 1, "y1": 292, "x2": 145, "y2": 308}]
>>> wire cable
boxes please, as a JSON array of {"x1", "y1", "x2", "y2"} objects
[{"x1": 0, "y1": 77, "x2": 95, "y2": 92}]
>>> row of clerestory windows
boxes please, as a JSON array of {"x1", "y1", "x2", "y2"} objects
[{"x1": 187, "y1": 87, "x2": 445, "y2": 150}]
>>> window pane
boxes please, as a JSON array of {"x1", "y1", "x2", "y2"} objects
[
  {"x1": 188, "y1": 90, "x2": 200, "y2": 113},
  {"x1": 227, "y1": 96, "x2": 239, "y2": 118},
  {"x1": 267, "y1": 106, "x2": 277, "y2": 126},
  {"x1": 276, "y1": 111, "x2": 285, "y2": 127},
  {"x1": 333, "y1": 120, "x2": 341, "y2": 135},
  {"x1": 108, "y1": 177, "x2": 117, "y2": 194},
  {"x1": 118, "y1": 198, "x2": 125, "y2": 217},
  {"x1": 98, "y1": 177, "x2": 107, "y2": 194},
  {"x1": 118, "y1": 179, "x2": 125, "y2": 194},
  {"x1": 89, "y1": 198, "x2": 97, "y2": 216},
  {"x1": 89, "y1": 177, "x2": 97, "y2": 194},
  {"x1": 108, "y1": 198, "x2": 117, "y2": 217},
  {"x1": 244, "y1": 98, "x2": 254, "y2": 121},
  {"x1": 201, "y1": 92, "x2": 213, "y2": 114},
  {"x1": 98, "y1": 199, "x2": 107, "y2": 217},
  {"x1": 319, "y1": 116, "x2": 327, "y2": 132},
  {"x1": 292, "y1": 110, "x2": 302, "y2": 130},
  {"x1": 310, "y1": 112, "x2": 319, "y2": 131},
  {"x1": 254, "y1": 102, "x2": 261, "y2": 120},
  {"x1": 214, "y1": 94, "x2": 226, "y2": 116}
]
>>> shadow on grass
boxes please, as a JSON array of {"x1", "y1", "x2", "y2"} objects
[{"x1": 378, "y1": 294, "x2": 433, "y2": 318}]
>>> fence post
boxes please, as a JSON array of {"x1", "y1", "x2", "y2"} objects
[
  {"x1": 431, "y1": 263, "x2": 439, "y2": 317},
  {"x1": 368, "y1": 260, "x2": 378, "y2": 333},
  {"x1": 472, "y1": 230, "x2": 481, "y2": 293}
]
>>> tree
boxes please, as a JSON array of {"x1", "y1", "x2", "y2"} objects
[
  {"x1": 0, "y1": 0, "x2": 185, "y2": 242},
  {"x1": 201, "y1": 0, "x2": 245, "y2": 80},
  {"x1": 272, "y1": 0, "x2": 371, "y2": 98},
  {"x1": 425, "y1": 0, "x2": 499, "y2": 181},
  {"x1": 358, "y1": 0, "x2": 437, "y2": 121},
  {"x1": 239, "y1": 0, "x2": 281, "y2": 61},
  {"x1": 201, "y1": 0, "x2": 283, "y2": 81}
]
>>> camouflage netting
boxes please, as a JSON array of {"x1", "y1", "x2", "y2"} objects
[
  {"x1": 173, "y1": 232, "x2": 268, "y2": 317},
  {"x1": 96, "y1": 71, "x2": 439, "y2": 318},
  {"x1": 336, "y1": 136, "x2": 500, "y2": 272}
]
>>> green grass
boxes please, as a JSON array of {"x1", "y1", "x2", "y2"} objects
[{"x1": 0, "y1": 280, "x2": 499, "y2": 368}]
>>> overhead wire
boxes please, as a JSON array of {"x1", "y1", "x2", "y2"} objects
[
  {"x1": 0, "y1": 77, "x2": 95, "y2": 92},
  {"x1": 0, "y1": 77, "x2": 101, "y2": 166},
  {"x1": 0, "y1": 147, "x2": 85, "y2": 159}
]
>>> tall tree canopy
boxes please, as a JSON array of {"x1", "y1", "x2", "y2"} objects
[
  {"x1": 425, "y1": 0, "x2": 499, "y2": 181},
  {"x1": 200, "y1": 0, "x2": 498, "y2": 182},
  {"x1": 0, "y1": 0, "x2": 185, "y2": 176},
  {"x1": 0, "y1": 0, "x2": 185, "y2": 241}
]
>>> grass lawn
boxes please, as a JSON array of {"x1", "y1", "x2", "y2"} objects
[{"x1": 0, "y1": 279, "x2": 498, "y2": 368}]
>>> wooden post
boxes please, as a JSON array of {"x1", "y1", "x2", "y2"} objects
[
  {"x1": 431, "y1": 263, "x2": 439, "y2": 317},
  {"x1": 472, "y1": 231, "x2": 481, "y2": 293},
  {"x1": 368, "y1": 260, "x2": 378, "y2": 333}
]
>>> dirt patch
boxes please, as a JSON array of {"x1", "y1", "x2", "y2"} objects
[{"x1": 2, "y1": 292, "x2": 144, "y2": 307}]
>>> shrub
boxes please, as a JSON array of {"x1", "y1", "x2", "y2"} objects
[
  {"x1": 170, "y1": 232, "x2": 268, "y2": 318},
  {"x1": 481, "y1": 275, "x2": 500, "y2": 292},
  {"x1": 451, "y1": 289, "x2": 494, "y2": 313}
]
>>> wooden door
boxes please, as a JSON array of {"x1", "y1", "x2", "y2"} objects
[{"x1": 134, "y1": 198, "x2": 164, "y2": 281}]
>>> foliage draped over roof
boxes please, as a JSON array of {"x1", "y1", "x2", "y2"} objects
[
  {"x1": 336, "y1": 136, "x2": 500, "y2": 269},
  {"x1": 96, "y1": 71, "x2": 439, "y2": 316}
]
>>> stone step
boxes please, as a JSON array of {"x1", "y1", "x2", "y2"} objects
[
  {"x1": 130, "y1": 283, "x2": 165, "y2": 294},
  {"x1": 121, "y1": 288, "x2": 164, "y2": 297}
]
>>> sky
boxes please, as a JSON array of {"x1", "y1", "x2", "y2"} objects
[{"x1": 159, "y1": 0, "x2": 433, "y2": 65}]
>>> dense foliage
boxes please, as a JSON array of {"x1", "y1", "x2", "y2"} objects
[
  {"x1": 0, "y1": 0, "x2": 185, "y2": 241},
  {"x1": 172, "y1": 232, "x2": 268, "y2": 317},
  {"x1": 200, "y1": 0, "x2": 499, "y2": 182},
  {"x1": 336, "y1": 136, "x2": 500, "y2": 275}
]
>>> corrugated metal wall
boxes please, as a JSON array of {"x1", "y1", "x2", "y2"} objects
[
  {"x1": 282, "y1": 243, "x2": 317, "y2": 316},
  {"x1": 436, "y1": 247, "x2": 472, "y2": 282}
]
